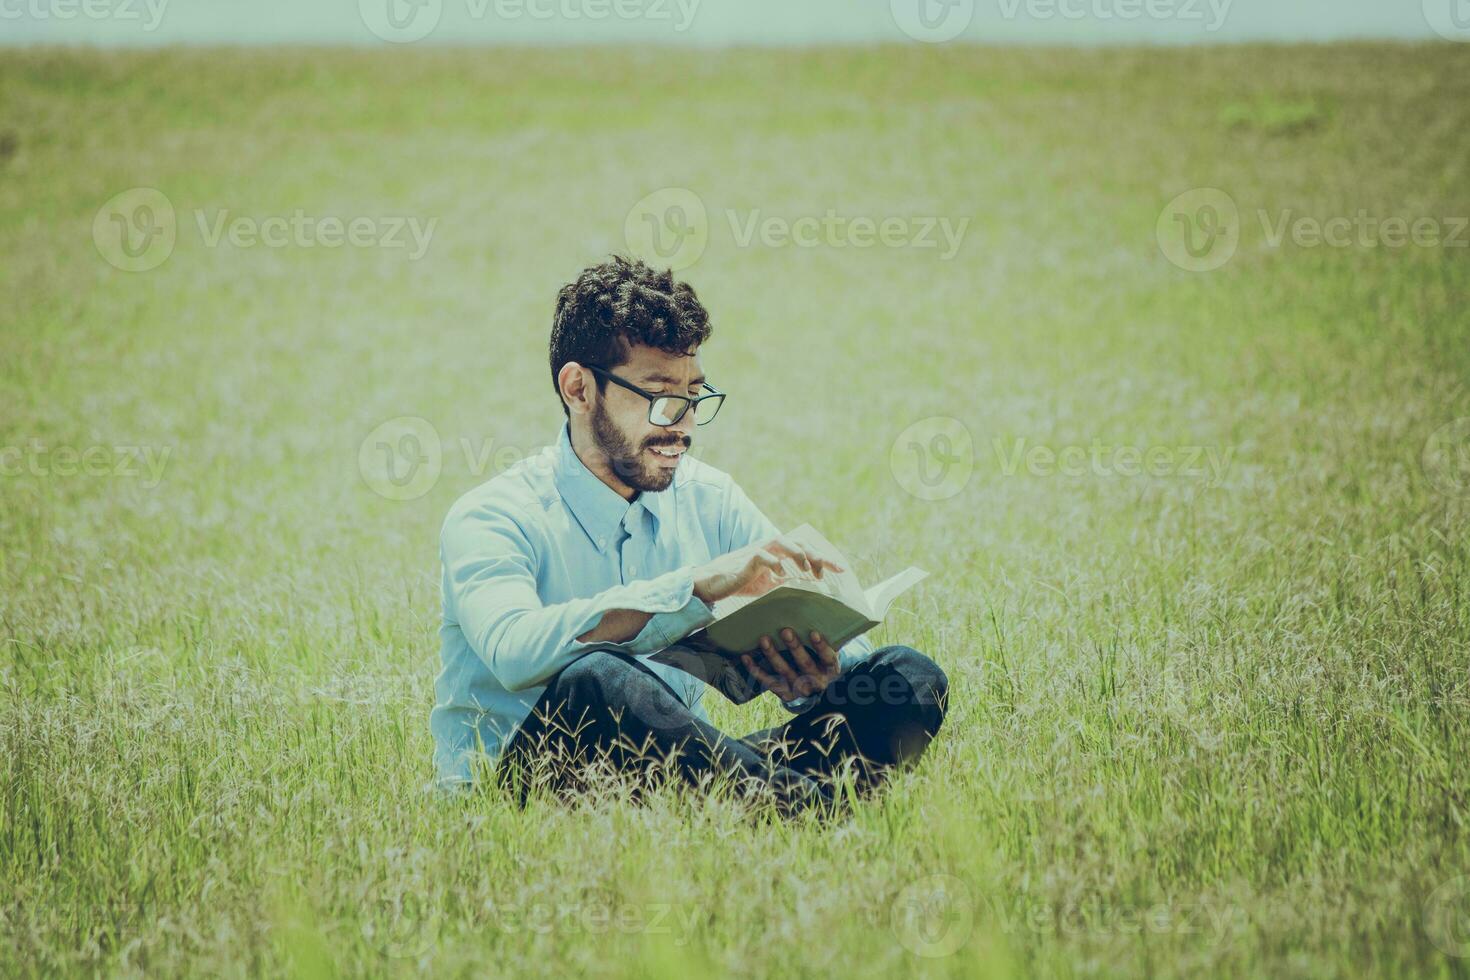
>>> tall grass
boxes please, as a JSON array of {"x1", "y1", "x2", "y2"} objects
[{"x1": 2, "y1": 42, "x2": 1468, "y2": 978}]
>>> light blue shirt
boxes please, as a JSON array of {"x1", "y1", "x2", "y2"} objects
[{"x1": 430, "y1": 421, "x2": 874, "y2": 785}]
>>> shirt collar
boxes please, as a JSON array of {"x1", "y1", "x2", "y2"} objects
[{"x1": 552, "y1": 421, "x2": 670, "y2": 552}]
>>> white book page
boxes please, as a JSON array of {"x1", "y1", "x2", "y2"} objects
[
  {"x1": 863, "y1": 566, "x2": 929, "y2": 621},
  {"x1": 783, "y1": 523, "x2": 872, "y2": 615}
]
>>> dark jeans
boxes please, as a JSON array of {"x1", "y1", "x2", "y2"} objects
[{"x1": 498, "y1": 645, "x2": 948, "y2": 811}]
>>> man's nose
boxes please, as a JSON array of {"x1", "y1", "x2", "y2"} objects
[{"x1": 669, "y1": 407, "x2": 697, "y2": 439}]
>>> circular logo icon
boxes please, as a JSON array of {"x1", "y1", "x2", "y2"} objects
[
  {"x1": 890, "y1": 0, "x2": 975, "y2": 43},
  {"x1": 624, "y1": 187, "x2": 708, "y2": 272},
  {"x1": 93, "y1": 187, "x2": 176, "y2": 272},
  {"x1": 1425, "y1": 875, "x2": 1470, "y2": 958},
  {"x1": 359, "y1": 416, "x2": 442, "y2": 501},
  {"x1": 1423, "y1": 0, "x2": 1470, "y2": 41},
  {"x1": 890, "y1": 873, "x2": 975, "y2": 958},
  {"x1": 359, "y1": 0, "x2": 442, "y2": 43},
  {"x1": 1422, "y1": 418, "x2": 1470, "y2": 497},
  {"x1": 890, "y1": 416, "x2": 974, "y2": 501},
  {"x1": 365, "y1": 891, "x2": 430, "y2": 959},
  {"x1": 1157, "y1": 187, "x2": 1240, "y2": 273}
]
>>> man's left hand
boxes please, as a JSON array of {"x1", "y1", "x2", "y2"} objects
[{"x1": 743, "y1": 628, "x2": 841, "y2": 701}]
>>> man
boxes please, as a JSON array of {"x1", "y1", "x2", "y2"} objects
[{"x1": 430, "y1": 256, "x2": 948, "y2": 811}]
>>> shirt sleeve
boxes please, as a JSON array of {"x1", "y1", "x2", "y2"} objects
[
  {"x1": 443, "y1": 500, "x2": 716, "y2": 693},
  {"x1": 718, "y1": 475, "x2": 876, "y2": 713}
]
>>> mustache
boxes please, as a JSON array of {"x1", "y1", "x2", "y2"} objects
[{"x1": 643, "y1": 436, "x2": 691, "y2": 451}]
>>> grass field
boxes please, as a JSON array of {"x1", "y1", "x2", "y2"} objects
[{"x1": 3, "y1": 41, "x2": 1470, "y2": 978}]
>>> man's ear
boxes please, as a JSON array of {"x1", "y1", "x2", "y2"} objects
[{"x1": 557, "y1": 361, "x2": 594, "y2": 417}]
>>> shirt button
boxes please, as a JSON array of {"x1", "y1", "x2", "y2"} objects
[{"x1": 628, "y1": 565, "x2": 638, "y2": 575}]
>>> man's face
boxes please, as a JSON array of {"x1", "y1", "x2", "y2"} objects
[{"x1": 588, "y1": 344, "x2": 704, "y2": 494}]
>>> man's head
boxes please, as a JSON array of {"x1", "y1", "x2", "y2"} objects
[{"x1": 550, "y1": 256, "x2": 714, "y2": 498}]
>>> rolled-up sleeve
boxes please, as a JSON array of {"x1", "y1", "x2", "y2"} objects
[{"x1": 443, "y1": 502, "x2": 715, "y2": 692}]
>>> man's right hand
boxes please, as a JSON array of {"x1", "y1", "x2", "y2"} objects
[{"x1": 691, "y1": 536, "x2": 844, "y2": 606}]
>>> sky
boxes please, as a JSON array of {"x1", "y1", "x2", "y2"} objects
[{"x1": 0, "y1": 0, "x2": 1462, "y2": 46}]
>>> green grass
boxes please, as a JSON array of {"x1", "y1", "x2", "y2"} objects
[{"x1": 3, "y1": 41, "x2": 1470, "y2": 978}]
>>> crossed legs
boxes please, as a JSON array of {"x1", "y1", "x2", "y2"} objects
[{"x1": 498, "y1": 645, "x2": 948, "y2": 811}]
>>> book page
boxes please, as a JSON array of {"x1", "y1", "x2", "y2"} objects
[
  {"x1": 862, "y1": 566, "x2": 929, "y2": 620},
  {"x1": 782, "y1": 523, "x2": 873, "y2": 616}
]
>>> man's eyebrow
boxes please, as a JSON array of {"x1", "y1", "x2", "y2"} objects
[{"x1": 638, "y1": 373, "x2": 706, "y2": 387}]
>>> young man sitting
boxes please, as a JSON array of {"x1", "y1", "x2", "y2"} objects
[{"x1": 430, "y1": 257, "x2": 948, "y2": 811}]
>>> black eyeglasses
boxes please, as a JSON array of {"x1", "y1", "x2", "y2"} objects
[{"x1": 586, "y1": 365, "x2": 727, "y2": 427}]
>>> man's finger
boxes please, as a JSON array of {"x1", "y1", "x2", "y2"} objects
[
  {"x1": 774, "y1": 538, "x2": 814, "y2": 576},
  {"x1": 810, "y1": 630, "x2": 840, "y2": 671},
  {"x1": 781, "y1": 627, "x2": 819, "y2": 675},
  {"x1": 741, "y1": 653, "x2": 781, "y2": 692},
  {"x1": 758, "y1": 635, "x2": 801, "y2": 686},
  {"x1": 764, "y1": 537, "x2": 845, "y2": 577}
]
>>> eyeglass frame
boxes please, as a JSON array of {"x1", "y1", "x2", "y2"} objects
[{"x1": 584, "y1": 364, "x2": 726, "y2": 427}]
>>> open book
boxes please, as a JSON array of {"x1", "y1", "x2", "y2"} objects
[{"x1": 649, "y1": 524, "x2": 928, "y2": 704}]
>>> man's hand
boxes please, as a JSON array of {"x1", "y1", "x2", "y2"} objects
[
  {"x1": 692, "y1": 537, "x2": 843, "y2": 606},
  {"x1": 742, "y1": 629, "x2": 842, "y2": 702}
]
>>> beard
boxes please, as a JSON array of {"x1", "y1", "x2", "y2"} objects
[{"x1": 590, "y1": 401, "x2": 688, "y2": 494}]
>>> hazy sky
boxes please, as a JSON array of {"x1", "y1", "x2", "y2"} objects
[{"x1": 0, "y1": 0, "x2": 1460, "y2": 46}]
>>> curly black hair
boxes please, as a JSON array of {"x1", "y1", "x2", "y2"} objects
[{"x1": 549, "y1": 256, "x2": 712, "y2": 415}]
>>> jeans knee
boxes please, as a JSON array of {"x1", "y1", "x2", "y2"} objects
[
  {"x1": 869, "y1": 645, "x2": 949, "y2": 721},
  {"x1": 553, "y1": 650, "x2": 641, "y2": 710}
]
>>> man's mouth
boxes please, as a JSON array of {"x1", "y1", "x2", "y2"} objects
[{"x1": 646, "y1": 443, "x2": 687, "y2": 462}]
